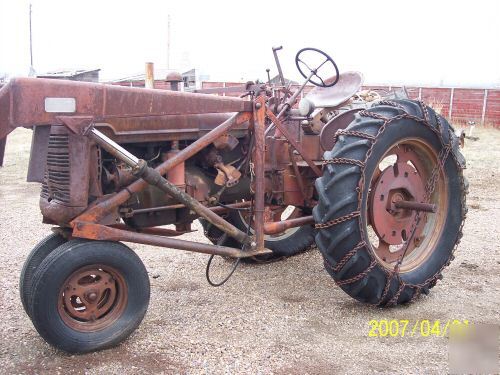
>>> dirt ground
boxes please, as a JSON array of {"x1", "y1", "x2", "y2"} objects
[{"x1": 0, "y1": 127, "x2": 498, "y2": 374}]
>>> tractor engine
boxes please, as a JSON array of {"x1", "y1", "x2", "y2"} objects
[{"x1": 38, "y1": 124, "x2": 252, "y2": 228}]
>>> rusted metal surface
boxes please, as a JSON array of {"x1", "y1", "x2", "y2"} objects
[
  {"x1": 370, "y1": 149, "x2": 426, "y2": 246},
  {"x1": 212, "y1": 133, "x2": 239, "y2": 151},
  {"x1": 253, "y1": 98, "x2": 266, "y2": 251},
  {"x1": 35, "y1": 60, "x2": 328, "y2": 255},
  {"x1": 39, "y1": 125, "x2": 95, "y2": 224},
  {"x1": 2, "y1": 48, "x2": 380, "y2": 265},
  {"x1": 123, "y1": 201, "x2": 252, "y2": 217},
  {"x1": 0, "y1": 47, "x2": 362, "y2": 265},
  {"x1": 266, "y1": 108, "x2": 322, "y2": 176},
  {"x1": 300, "y1": 134, "x2": 323, "y2": 161},
  {"x1": 72, "y1": 223, "x2": 272, "y2": 258},
  {"x1": 27, "y1": 126, "x2": 50, "y2": 182},
  {"x1": 394, "y1": 200, "x2": 436, "y2": 213},
  {"x1": 263, "y1": 215, "x2": 314, "y2": 235},
  {"x1": 83, "y1": 126, "x2": 252, "y2": 245},
  {"x1": 58, "y1": 264, "x2": 128, "y2": 332},
  {"x1": 96, "y1": 113, "x2": 248, "y2": 144},
  {"x1": 131, "y1": 159, "x2": 250, "y2": 244},
  {"x1": 287, "y1": 148, "x2": 307, "y2": 201},
  {"x1": 73, "y1": 111, "x2": 251, "y2": 224},
  {"x1": 209, "y1": 201, "x2": 252, "y2": 214},
  {"x1": 164, "y1": 149, "x2": 185, "y2": 187},
  {"x1": 272, "y1": 46, "x2": 286, "y2": 87},
  {"x1": 194, "y1": 85, "x2": 249, "y2": 95},
  {"x1": 111, "y1": 223, "x2": 189, "y2": 237},
  {"x1": 0, "y1": 77, "x2": 252, "y2": 141}
]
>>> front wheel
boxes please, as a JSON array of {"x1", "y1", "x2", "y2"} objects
[
  {"x1": 313, "y1": 99, "x2": 467, "y2": 306},
  {"x1": 29, "y1": 240, "x2": 150, "y2": 353},
  {"x1": 20, "y1": 232, "x2": 67, "y2": 318}
]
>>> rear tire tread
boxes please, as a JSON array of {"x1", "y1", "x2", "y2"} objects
[{"x1": 313, "y1": 99, "x2": 466, "y2": 306}]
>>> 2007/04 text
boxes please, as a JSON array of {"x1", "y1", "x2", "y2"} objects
[{"x1": 368, "y1": 319, "x2": 471, "y2": 338}]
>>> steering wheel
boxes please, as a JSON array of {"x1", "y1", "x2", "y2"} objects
[{"x1": 295, "y1": 47, "x2": 339, "y2": 88}]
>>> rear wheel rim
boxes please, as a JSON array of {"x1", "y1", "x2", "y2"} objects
[
  {"x1": 366, "y1": 138, "x2": 448, "y2": 273},
  {"x1": 58, "y1": 264, "x2": 128, "y2": 332}
]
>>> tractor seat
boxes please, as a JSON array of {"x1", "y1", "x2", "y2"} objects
[{"x1": 303, "y1": 71, "x2": 363, "y2": 109}]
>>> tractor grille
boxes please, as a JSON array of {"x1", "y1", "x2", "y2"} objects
[{"x1": 41, "y1": 133, "x2": 71, "y2": 204}]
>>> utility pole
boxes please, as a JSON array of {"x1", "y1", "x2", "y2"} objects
[
  {"x1": 29, "y1": 3, "x2": 35, "y2": 76},
  {"x1": 167, "y1": 14, "x2": 171, "y2": 70}
]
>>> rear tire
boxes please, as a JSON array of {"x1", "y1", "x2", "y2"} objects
[
  {"x1": 20, "y1": 232, "x2": 67, "y2": 318},
  {"x1": 29, "y1": 240, "x2": 150, "y2": 353},
  {"x1": 313, "y1": 100, "x2": 466, "y2": 306}
]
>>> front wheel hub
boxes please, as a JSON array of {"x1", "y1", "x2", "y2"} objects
[{"x1": 58, "y1": 265, "x2": 127, "y2": 331}]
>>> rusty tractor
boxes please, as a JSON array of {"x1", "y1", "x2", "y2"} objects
[{"x1": 0, "y1": 47, "x2": 467, "y2": 353}]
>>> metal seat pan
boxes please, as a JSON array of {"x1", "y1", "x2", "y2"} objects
[{"x1": 304, "y1": 71, "x2": 363, "y2": 109}]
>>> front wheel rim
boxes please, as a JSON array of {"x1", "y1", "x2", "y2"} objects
[{"x1": 58, "y1": 264, "x2": 128, "y2": 332}]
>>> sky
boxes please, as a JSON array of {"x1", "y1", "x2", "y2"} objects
[{"x1": 0, "y1": 0, "x2": 499, "y2": 87}]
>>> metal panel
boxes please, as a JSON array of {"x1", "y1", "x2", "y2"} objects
[
  {"x1": 27, "y1": 126, "x2": 50, "y2": 182},
  {"x1": 0, "y1": 77, "x2": 253, "y2": 140}
]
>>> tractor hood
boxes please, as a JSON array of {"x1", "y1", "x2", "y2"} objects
[{"x1": 0, "y1": 77, "x2": 253, "y2": 165}]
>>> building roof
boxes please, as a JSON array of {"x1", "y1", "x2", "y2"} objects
[
  {"x1": 37, "y1": 69, "x2": 100, "y2": 79},
  {"x1": 111, "y1": 68, "x2": 178, "y2": 83}
]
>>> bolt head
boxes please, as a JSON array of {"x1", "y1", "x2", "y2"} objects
[{"x1": 86, "y1": 292, "x2": 98, "y2": 302}]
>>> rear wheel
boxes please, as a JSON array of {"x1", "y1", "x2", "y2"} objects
[
  {"x1": 200, "y1": 205, "x2": 315, "y2": 262},
  {"x1": 313, "y1": 100, "x2": 466, "y2": 306},
  {"x1": 29, "y1": 240, "x2": 150, "y2": 353},
  {"x1": 20, "y1": 232, "x2": 67, "y2": 317}
]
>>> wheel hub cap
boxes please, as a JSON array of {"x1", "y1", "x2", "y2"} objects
[{"x1": 58, "y1": 265, "x2": 127, "y2": 331}]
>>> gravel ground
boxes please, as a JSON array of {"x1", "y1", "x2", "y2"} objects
[{"x1": 0, "y1": 127, "x2": 498, "y2": 374}]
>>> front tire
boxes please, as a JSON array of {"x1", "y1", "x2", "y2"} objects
[
  {"x1": 313, "y1": 100, "x2": 466, "y2": 306},
  {"x1": 29, "y1": 240, "x2": 150, "y2": 353},
  {"x1": 20, "y1": 232, "x2": 67, "y2": 318}
]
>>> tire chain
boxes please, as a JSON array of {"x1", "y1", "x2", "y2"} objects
[
  {"x1": 316, "y1": 100, "x2": 467, "y2": 304},
  {"x1": 314, "y1": 211, "x2": 360, "y2": 229},
  {"x1": 321, "y1": 158, "x2": 365, "y2": 168},
  {"x1": 323, "y1": 241, "x2": 365, "y2": 273}
]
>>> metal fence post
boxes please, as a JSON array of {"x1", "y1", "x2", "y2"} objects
[{"x1": 448, "y1": 88, "x2": 454, "y2": 119}]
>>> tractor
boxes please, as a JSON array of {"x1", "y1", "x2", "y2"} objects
[{"x1": 0, "y1": 47, "x2": 467, "y2": 353}]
